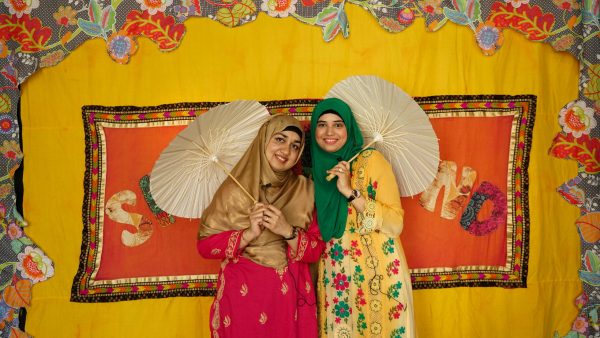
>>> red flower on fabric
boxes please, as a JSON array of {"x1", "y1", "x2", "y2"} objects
[
  {"x1": 335, "y1": 317, "x2": 341, "y2": 324},
  {"x1": 356, "y1": 249, "x2": 362, "y2": 256},
  {"x1": 360, "y1": 298, "x2": 367, "y2": 305},
  {"x1": 348, "y1": 208, "x2": 352, "y2": 215},
  {"x1": 357, "y1": 289, "x2": 364, "y2": 297},
  {"x1": 333, "y1": 297, "x2": 339, "y2": 304},
  {"x1": 373, "y1": 181, "x2": 378, "y2": 189},
  {"x1": 393, "y1": 312, "x2": 400, "y2": 319},
  {"x1": 394, "y1": 259, "x2": 400, "y2": 266},
  {"x1": 343, "y1": 249, "x2": 349, "y2": 256},
  {"x1": 392, "y1": 267, "x2": 399, "y2": 275},
  {"x1": 334, "y1": 273, "x2": 350, "y2": 291},
  {"x1": 53, "y1": 6, "x2": 77, "y2": 27},
  {"x1": 351, "y1": 240, "x2": 358, "y2": 247},
  {"x1": 397, "y1": 303, "x2": 404, "y2": 310}
]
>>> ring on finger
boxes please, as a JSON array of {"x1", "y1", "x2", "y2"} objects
[
  {"x1": 338, "y1": 168, "x2": 343, "y2": 172},
  {"x1": 264, "y1": 216, "x2": 269, "y2": 222}
]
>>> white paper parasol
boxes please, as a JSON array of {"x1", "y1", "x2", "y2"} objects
[
  {"x1": 150, "y1": 100, "x2": 270, "y2": 218},
  {"x1": 325, "y1": 75, "x2": 440, "y2": 197}
]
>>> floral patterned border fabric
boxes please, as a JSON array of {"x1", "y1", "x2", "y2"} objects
[{"x1": 0, "y1": 0, "x2": 597, "y2": 336}]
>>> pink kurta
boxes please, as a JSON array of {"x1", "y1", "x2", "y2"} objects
[{"x1": 197, "y1": 217, "x2": 325, "y2": 338}]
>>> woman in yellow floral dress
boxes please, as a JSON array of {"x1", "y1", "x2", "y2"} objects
[{"x1": 311, "y1": 98, "x2": 416, "y2": 338}]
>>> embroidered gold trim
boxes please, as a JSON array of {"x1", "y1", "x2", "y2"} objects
[
  {"x1": 293, "y1": 230, "x2": 309, "y2": 262},
  {"x1": 226, "y1": 231, "x2": 242, "y2": 259}
]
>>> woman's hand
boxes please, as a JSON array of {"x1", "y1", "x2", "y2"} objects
[
  {"x1": 262, "y1": 204, "x2": 295, "y2": 238},
  {"x1": 246, "y1": 203, "x2": 266, "y2": 241},
  {"x1": 326, "y1": 161, "x2": 352, "y2": 198}
]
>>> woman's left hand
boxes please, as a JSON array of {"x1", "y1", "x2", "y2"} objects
[
  {"x1": 262, "y1": 205, "x2": 294, "y2": 238},
  {"x1": 326, "y1": 161, "x2": 352, "y2": 198}
]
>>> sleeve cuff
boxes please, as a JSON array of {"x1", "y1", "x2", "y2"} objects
[
  {"x1": 289, "y1": 230, "x2": 308, "y2": 262},
  {"x1": 225, "y1": 230, "x2": 244, "y2": 258},
  {"x1": 358, "y1": 198, "x2": 380, "y2": 235}
]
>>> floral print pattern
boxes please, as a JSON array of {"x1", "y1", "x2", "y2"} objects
[
  {"x1": 559, "y1": 100, "x2": 597, "y2": 138},
  {"x1": 3, "y1": 0, "x2": 39, "y2": 18},
  {"x1": 318, "y1": 150, "x2": 414, "y2": 337},
  {"x1": 16, "y1": 246, "x2": 54, "y2": 283}
]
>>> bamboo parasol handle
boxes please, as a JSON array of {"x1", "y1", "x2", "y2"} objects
[
  {"x1": 194, "y1": 145, "x2": 258, "y2": 204},
  {"x1": 214, "y1": 160, "x2": 258, "y2": 204},
  {"x1": 325, "y1": 139, "x2": 377, "y2": 182}
]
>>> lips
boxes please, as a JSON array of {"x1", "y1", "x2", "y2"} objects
[
  {"x1": 323, "y1": 138, "x2": 338, "y2": 145},
  {"x1": 275, "y1": 154, "x2": 288, "y2": 163}
]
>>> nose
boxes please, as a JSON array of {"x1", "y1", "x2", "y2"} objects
[
  {"x1": 281, "y1": 144, "x2": 291, "y2": 155},
  {"x1": 325, "y1": 125, "x2": 334, "y2": 136}
]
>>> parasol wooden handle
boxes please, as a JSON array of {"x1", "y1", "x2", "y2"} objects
[
  {"x1": 325, "y1": 140, "x2": 377, "y2": 181},
  {"x1": 214, "y1": 160, "x2": 258, "y2": 204}
]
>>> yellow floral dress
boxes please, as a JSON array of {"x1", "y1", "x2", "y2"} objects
[{"x1": 317, "y1": 150, "x2": 416, "y2": 338}]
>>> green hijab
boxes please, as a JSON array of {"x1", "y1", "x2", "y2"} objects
[{"x1": 311, "y1": 98, "x2": 364, "y2": 242}]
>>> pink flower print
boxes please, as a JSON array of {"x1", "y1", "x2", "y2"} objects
[
  {"x1": 393, "y1": 312, "x2": 400, "y2": 319},
  {"x1": 357, "y1": 289, "x2": 364, "y2": 297},
  {"x1": 333, "y1": 297, "x2": 339, "y2": 304},
  {"x1": 349, "y1": 308, "x2": 352, "y2": 314},
  {"x1": 356, "y1": 249, "x2": 362, "y2": 257},
  {"x1": 392, "y1": 267, "x2": 399, "y2": 275},
  {"x1": 360, "y1": 298, "x2": 367, "y2": 306},
  {"x1": 394, "y1": 259, "x2": 400, "y2": 266},
  {"x1": 326, "y1": 301, "x2": 330, "y2": 308},
  {"x1": 335, "y1": 317, "x2": 341, "y2": 324},
  {"x1": 7, "y1": 222, "x2": 22, "y2": 240},
  {"x1": 329, "y1": 240, "x2": 334, "y2": 246},
  {"x1": 343, "y1": 249, "x2": 349, "y2": 256},
  {"x1": 373, "y1": 181, "x2": 378, "y2": 189},
  {"x1": 397, "y1": 303, "x2": 404, "y2": 310},
  {"x1": 331, "y1": 260, "x2": 336, "y2": 266},
  {"x1": 334, "y1": 273, "x2": 350, "y2": 291},
  {"x1": 351, "y1": 240, "x2": 358, "y2": 248},
  {"x1": 348, "y1": 208, "x2": 352, "y2": 215}
]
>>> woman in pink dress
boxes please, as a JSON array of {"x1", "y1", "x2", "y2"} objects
[{"x1": 197, "y1": 114, "x2": 324, "y2": 338}]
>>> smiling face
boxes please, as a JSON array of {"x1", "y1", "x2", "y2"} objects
[
  {"x1": 265, "y1": 130, "x2": 302, "y2": 171},
  {"x1": 315, "y1": 113, "x2": 348, "y2": 153}
]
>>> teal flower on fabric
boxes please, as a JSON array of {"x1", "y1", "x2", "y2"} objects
[
  {"x1": 335, "y1": 301, "x2": 350, "y2": 318},
  {"x1": 337, "y1": 290, "x2": 343, "y2": 297},
  {"x1": 330, "y1": 243, "x2": 345, "y2": 262},
  {"x1": 396, "y1": 282, "x2": 403, "y2": 289},
  {"x1": 356, "y1": 265, "x2": 362, "y2": 274},
  {"x1": 382, "y1": 238, "x2": 395, "y2": 255},
  {"x1": 391, "y1": 327, "x2": 406, "y2": 338},
  {"x1": 393, "y1": 289, "x2": 400, "y2": 298},
  {"x1": 349, "y1": 226, "x2": 356, "y2": 233},
  {"x1": 324, "y1": 277, "x2": 330, "y2": 286}
]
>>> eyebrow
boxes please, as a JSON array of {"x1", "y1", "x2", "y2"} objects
[
  {"x1": 275, "y1": 132, "x2": 288, "y2": 138},
  {"x1": 317, "y1": 119, "x2": 344, "y2": 123}
]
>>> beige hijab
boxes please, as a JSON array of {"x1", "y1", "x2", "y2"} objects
[{"x1": 198, "y1": 114, "x2": 315, "y2": 269}]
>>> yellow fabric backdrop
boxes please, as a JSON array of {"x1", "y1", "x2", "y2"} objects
[{"x1": 20, "y1": 6, "x2": 581, "y2": 338}]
